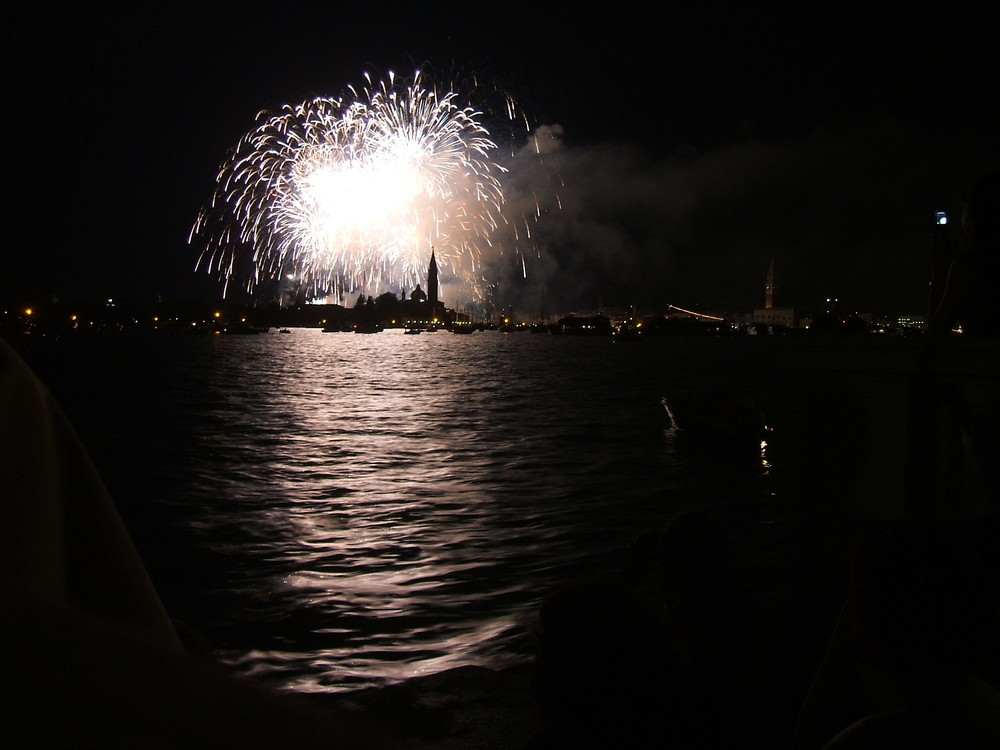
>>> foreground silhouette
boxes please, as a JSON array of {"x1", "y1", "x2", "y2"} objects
[
  {"x1": 929, "y1": 172, "x2": 1000, "y2": 337},
  {"x1": 531, "y1": 510, "x2": 794, "y2": 748},
  {"x1": 794, "y1": 521, "x2": 1000, "y2": 749},
  {"x1": 0, "y1": 338, "x2": 395, "y2": 747}
]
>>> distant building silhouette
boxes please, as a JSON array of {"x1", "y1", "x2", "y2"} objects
[
  {"x1": 765, "y1": 257, "x2": 775, "y2": 310},
  {"x1": 753, "y1": 258, "x2": 798, "y2": 330},
  {"x1": 397, "y1": 249, "x2": 447, "y2": 325},
  {"x1": 428, "y1": 247, "x2": 439, "y2": 306}
]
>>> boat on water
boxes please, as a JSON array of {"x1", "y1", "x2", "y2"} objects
[
  {"x1": 612, "y1": 326, "x2": 643, "y2": 341},
  {"x1": 219, "y1": 323, "x2": 268, "y2": 335},
  {"x1": 353, "y1": 322, "x2": 384, "y2": 334},
  {"x1": 557, "y1": 315, "x2": 613, "y2": 336},
  {"x1": 404, "y1": 327, "x2": 423, "y2": 334},
  {"x1": 450, "y1": 325, "x2": 475, "y2": 334},
  {"x1": 661, "y1": 391, "x2": 770, "y2": 441}
]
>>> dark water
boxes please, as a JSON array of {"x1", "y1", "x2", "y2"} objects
[{"x1": 23, "y1": 328, "x2": 801, "y2": 693}]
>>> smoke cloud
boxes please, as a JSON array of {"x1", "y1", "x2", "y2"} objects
[{"x1": 487, "y1": 117, "x2": 982, "y2": 319}]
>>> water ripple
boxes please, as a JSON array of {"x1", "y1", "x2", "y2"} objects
[{"x1": 28, "y1": 328, "x2": 798, "y2": 693}]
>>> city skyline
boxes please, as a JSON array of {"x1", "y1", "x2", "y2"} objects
[{"x1": 7, "y1": 2, "x2": 999, "y2": 316}]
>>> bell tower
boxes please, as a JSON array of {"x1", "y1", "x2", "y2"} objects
[
  {"x1": 428, "y1": 247, "x2": 439, "y2": 306},
  {"x1": 764, "y1": 258, "x2": 775, "y2": 309}
]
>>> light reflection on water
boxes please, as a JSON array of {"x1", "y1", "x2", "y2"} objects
[{"x1": 30, "y1": 328, "x2": 795, "y2": 693}]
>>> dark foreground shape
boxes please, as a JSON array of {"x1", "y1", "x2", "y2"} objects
[
  {"x1": 0, "y1": 337, "x2": 394, "y2": 748},
  {"x1": 3, "y1": 588, "x2": 396, "y2": 748},
  {"x1": 323, "y1": 665, "x2": 540, "y2": 749}
]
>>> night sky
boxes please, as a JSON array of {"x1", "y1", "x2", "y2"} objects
[{"x1": 7, "y1": 1, "x2": 999, "y2": 316}]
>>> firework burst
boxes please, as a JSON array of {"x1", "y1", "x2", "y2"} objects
[{"x1": 191, "y1": 70, "x2": 533, "y2": 303}]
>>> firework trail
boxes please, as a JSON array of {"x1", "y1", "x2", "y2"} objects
[{"x1": 191, "y1": 70, "x2": 541, "y2": 303}]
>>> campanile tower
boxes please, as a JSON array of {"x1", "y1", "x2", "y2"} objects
[
  {"x1": 765, "y1": 258, "x2": 775, "y2": 309},
  {"x1": 428, "y1": 247, "x2": 439, "y2": 306}
]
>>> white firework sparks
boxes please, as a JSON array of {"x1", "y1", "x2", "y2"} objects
[{"x1": 191, "y1": 70, "x2": 526, "y2": 302}]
